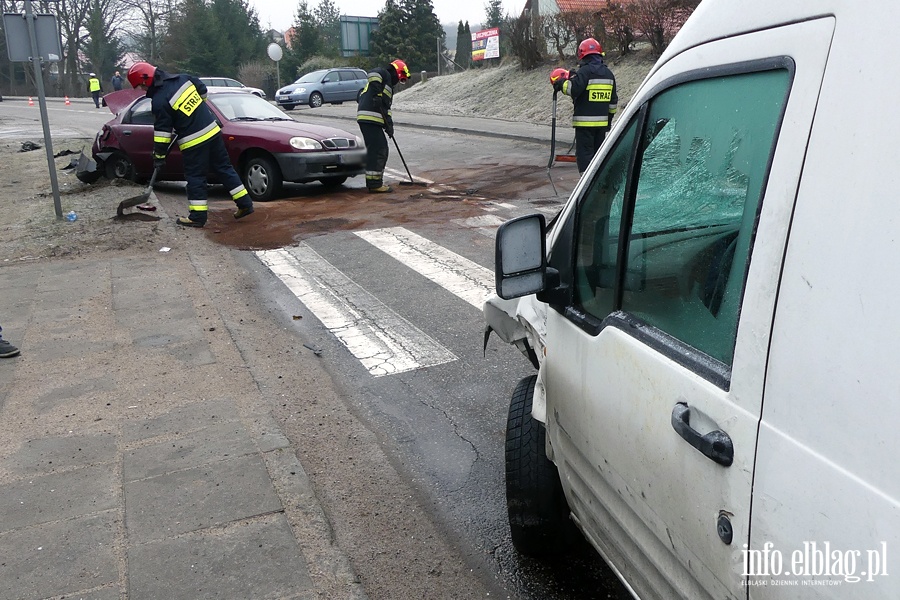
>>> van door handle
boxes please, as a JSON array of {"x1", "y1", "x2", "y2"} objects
[{"x1": 671, "y1": 402, "x2": 733, "y2": 467}]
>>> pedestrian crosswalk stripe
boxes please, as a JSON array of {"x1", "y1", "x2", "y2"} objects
[
  {"x1": 256, "y1": 245, "x2": 457, "y2": 377},
  {"x1": 354, "y1": 227, "x2": 494, "y2": 310}
]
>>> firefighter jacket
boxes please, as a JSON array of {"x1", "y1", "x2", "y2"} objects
[
  {"x1": 146, "y1": 70, "x2": 220, "y2": 159},
  {"x1": 562, "y1": 55, "x2": 618, "y2": 128},
  {"x1": 357, "y1": 66, "x2": 396, "y2": 128}
]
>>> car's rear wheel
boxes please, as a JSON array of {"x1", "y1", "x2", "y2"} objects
[
  {"x1": 104, "y1": 151, "x2": 135, "y2": 180},
  {"x1": 319, "y1": 176, "x2": 348, "y2": 188},
  {"x1": 242, "y1": 155, "x2": 282, "y2": 202},
  {"x1": 506, "y1": 374, "x2": 580, "y2": 557},
  {"x1": 282, "y1": 104, "x2": 295, "y2": 111},
  {"x1": 309, "y1": 92, "x2": 323, "y2": 108}
]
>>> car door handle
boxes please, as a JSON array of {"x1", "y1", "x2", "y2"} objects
[
  {"x1": 671, "y1": 402, "x2": 733, "y2": 467},
  {"x1": 123, "y1": 130, "x2": 132, "y2": 135}
]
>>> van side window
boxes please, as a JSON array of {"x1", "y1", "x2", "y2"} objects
[{"x1": 574, "y1": 69, "x2": 789, "y2": 365}]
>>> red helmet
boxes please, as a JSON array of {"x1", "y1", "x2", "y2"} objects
[
  {"x1": 390, "y1": 59, "x2": 410, "y2": 83},
  {"x1": 549, "y1": 68, "x2": 569, "y2": 85},
  {"x1": 127, "y1": 62, "x2": 156, "y2": 88},
  {"x1": 577, "y1": 37, "x2": 603, "y2": 61}
]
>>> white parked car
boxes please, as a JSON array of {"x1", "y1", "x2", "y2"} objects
[
  {"x1": 198, "y1": 77, "x2": 266, "y2": 98},
  {"x1": 486, "y1": 1, "x2": 899, "y2": 598}
]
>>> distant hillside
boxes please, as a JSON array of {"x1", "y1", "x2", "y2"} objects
[{"x1": 395, "y1": 46, "x2": 657, "y2": 126}]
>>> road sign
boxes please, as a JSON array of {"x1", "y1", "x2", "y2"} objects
[{"x1": 3, "y1": 12, "x2": 61, "y2": 62}]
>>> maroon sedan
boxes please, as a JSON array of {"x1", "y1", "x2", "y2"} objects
[{"x1": 89, "y1": 89, "x2": 366, "y2": 201}]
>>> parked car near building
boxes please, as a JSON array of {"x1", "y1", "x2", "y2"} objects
[
  {"x1": 276, "y1": 67, "x2": 368, "y2": 110},
  {"x1": 84, "y1": 89, "x2": 365, "y2": 201},
  {"x1": 486, "y1": 1, "x2": 900, "y2": 599},
  {"x1": 199, "y1": 77, "x2": 267, "y2": 98}
]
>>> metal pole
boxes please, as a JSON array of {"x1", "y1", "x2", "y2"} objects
[
  {"x1": 276, "y1": 59, "x2": 280, "y2": 92},
  {"x1": 24, "y1": 0, "x2": 62, "y2": 219},
  {"x1": 436, "y1": 37, "x2": 440, "y2": 76}
]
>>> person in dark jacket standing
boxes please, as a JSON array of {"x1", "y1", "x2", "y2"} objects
[
  {"x1": 553, "y1": 38, "x2": 618, "y2": 174},
  {"x1": 111, "y1": 71, "x2": 124, "y2": 91},
  {"x1": 127, "y1": 62, "x2": 253, "y2": 228},
  {"x1": 357, "y1": 59, "x2": 410, "y2": 193},
  {"x1": 88, "y1": 73, "x2": 101, "y2": 108}
]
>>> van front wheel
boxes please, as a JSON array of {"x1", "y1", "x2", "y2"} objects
[{"x1": 505, "y1": 374, "x2": 580, "y2": 557}]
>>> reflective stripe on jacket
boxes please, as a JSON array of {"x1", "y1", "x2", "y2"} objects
[
  {"x1": 562, "y1": 55, "x2": 618, "y2": 128},
  {"x1": 357, "y1": 66, "x2": 393, "y2": 127},
  {"x1": 146, "y1": 71, "x2": 219, "y2": 158}
]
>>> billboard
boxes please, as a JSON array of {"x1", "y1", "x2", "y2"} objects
[
  {"x1": 340, "y1": 16, "x2": 379, "y2": 57},
  {"x1": 471, "y1": 27, "x2": 500, "y2": 61}
]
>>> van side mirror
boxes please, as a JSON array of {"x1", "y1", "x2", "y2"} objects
[{"x1": 495, "y1": 214, "x2": 547, "y2": 299}]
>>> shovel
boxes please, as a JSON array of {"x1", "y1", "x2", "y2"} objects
[
  {"x1": 390, "y1": 135, "x2": 428, "y2": 186},
  {"x1": 117, "y1": 164, "x2": 161, "y2": 217}
]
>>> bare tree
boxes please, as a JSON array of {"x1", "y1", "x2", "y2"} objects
[
  {"x1": 631, "y1": 0, "x2": 697, "y2": 55},
  {"x1": 119, "y1": 0, "x2": 176, "y2": 63}
]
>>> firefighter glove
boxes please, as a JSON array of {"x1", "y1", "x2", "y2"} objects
[
  {"x1": 553, "y1": 79, "x2": 565, "y2": 93},
  {"x1": 385, "y1": 121, "x2": 394, "y2": 138}
]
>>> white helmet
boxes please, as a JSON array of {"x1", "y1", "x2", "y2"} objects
[{"x1": 89, "y1": 72, "x2": 96, "y2": 77}]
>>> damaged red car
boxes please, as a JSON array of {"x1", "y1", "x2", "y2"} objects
[{"x1": 82, "y1": 88, "x2": 366, "y2": 201}]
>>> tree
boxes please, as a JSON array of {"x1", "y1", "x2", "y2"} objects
[
  {"x1": 454, "y1": 20, "x2": 471, "y2": 70},
  {"x1": 210, "y1": 0, "x2": 266, "y2": 74},
  {"x1": 601, "y1": 1, "x2": 636, "y2": 55},
  {"x1": 164, "y1": 0, "x2": 222, "y2": 74},
  {"x1": 280, "y1": 0, "x2": 319, "y2": 82},
  {"x1": 120, "y1": 0, "x2": 177, "y2": 64},
  {"x1": 83, "y1": 0, "x2": 126, "y2": 85},
  {"x1": 399, "y1": 0, "x2": 444, "y2": 72},
  {"x1": 369, "y1": 0, "x2": 404, "y2": 68},
  {"x1": 314, "y1": 0, "x2": 341, "y2": 57},
  {"x1": 484, "y1": 0, "x2": 503, "y2": 28},
  {"x1": 630, "y1": 0, "x2": 698, "y2": 55}
]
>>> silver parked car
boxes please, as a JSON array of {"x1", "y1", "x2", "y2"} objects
[{"x1": 276, "y1": 68, "x2": 368, "y2": 110}]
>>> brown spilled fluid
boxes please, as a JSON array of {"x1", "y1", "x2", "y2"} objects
[{"x1": 198, "y1": 165, "x2": 551, "y2": 251}]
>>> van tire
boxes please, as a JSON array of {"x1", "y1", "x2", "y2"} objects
[{"x1": 505, "y1": 374, "x2": 579, "y2": 557}]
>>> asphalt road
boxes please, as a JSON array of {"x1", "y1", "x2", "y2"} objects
[{"x1": 0, "y1": 96, "x2": 634, "y2": 599}]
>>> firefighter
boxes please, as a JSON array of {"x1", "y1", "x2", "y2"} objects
[
  {"x1": 88, "y1": 73, "x2": 101, "y2": 108},
  {"x1": 357, "y1": 59, "x2": 410, "y2": 193},
  {"x1": 552, "y1": 38, "x2": 618, "y2": 174},
  {"x1": 127, "y1": 62, "x2": 253, "y2": 228}
]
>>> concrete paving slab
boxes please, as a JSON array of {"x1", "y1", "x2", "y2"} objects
[
  {"x1": 0, "y1": 512, "x2": 117, "y2": 600},
  {"x1": 0, "y1": 465, "x2": 117, "y2": 530},
  {"x1": 0, "y1": 433, "x2": 118, "y2": 476},
  {"x1": 122, "y1": 397, "x2": 241, "y2": 444},
  {"x1": 128, "y1": 514, "x2": 312, "y2": 600},
  {"x1": 31, "y1": 376, "x2": 117, "y2": 414},
  {"x1": 125, "y1": 453, "x2": 282, "y2": 542},
  {"x1": 123, "y1": 419, "x2": 258, "y2": 481}
]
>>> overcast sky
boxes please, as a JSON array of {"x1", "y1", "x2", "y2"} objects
[{"x1": 247, "y1": 0, "x2": 526, "y2": 32}]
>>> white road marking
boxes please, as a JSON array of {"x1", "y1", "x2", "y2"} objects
[
  {"x1": 354, "y1": 227, "x2": 494, "y2": 310},
  {"x1": 257, "y1": 245, "x2": 456, "y2": 377},
  {"x1": 384, "y1": 166, "x2": 434, "y2": 184},
  {"x1": 491, "y1": 202, "x2": 517, "y2": 210}
]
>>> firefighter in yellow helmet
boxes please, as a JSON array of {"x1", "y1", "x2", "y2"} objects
[
  {"x1": 357, "y1": 59, "x2": 410, "y2": 193},
  {"x1": 552, "y1": 38, "x2": 618, "y2": 174},
  {"x1": 127, "y1": 62, "x2": 253, "y2": 228}
]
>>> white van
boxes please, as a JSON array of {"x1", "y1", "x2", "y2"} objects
[{"x1": 485, "y1": 2, "x2": 898, "y2": 598}]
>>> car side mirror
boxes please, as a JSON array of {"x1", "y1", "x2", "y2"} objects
[{"x1": 495, "y1": 214, "x2": 547, "y2": 299}]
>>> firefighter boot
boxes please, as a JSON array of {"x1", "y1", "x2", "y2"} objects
[
  {"x1": 367, "y1": 184, "x2": 393, "y2": 193},
  {"x1": 176, "y1": 210, "x2": 207, "y2": 228},
  {"x1": 233, "y1": 205, "x2": 254, "y2": 219}
]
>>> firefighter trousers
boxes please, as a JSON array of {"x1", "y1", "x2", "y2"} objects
[
  {"x1": 359, "y1": 122, "x2": 389, "y2": 189},
  {"x1": 574, "y1": 127, "x2": 608, "y2": 174},
  {"x1": 182, "y1": 134, "x2": 251, "y2": 224}
]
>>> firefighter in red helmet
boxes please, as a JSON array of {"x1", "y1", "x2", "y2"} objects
[
  {"x1": 357, "y1": 59, "x2": 410, "y2": 193},
  {"x1": 127, "y1": 61, "x2": 254, "y2": 227},
  {"x1": 551, "y1": 38, "x2": 618, "y2": 174}
]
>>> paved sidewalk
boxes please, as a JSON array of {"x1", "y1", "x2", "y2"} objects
[
  {"x1": 0, "y1": 253, "x2": 367, "y2": 600},
  {"x1": 297, "y1": 102, "x2": 557, "y2": 145}
]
